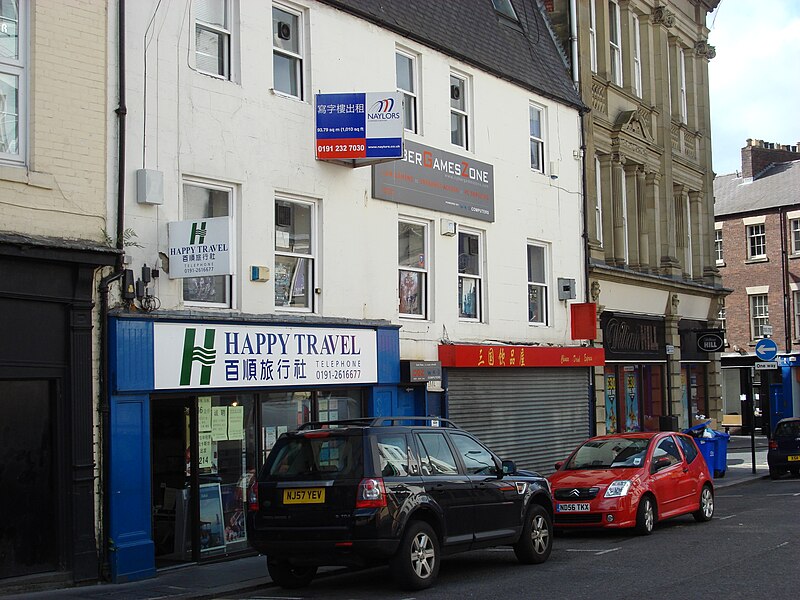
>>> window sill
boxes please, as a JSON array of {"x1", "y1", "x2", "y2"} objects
[
  {"x1": 745, "y1": 257, "x2": 769, "y2": 264},
  {"x1": 715, "y1": 260, "x2": 725, "y2": 267},
  {"x1": 789, "y1": 254, "x2": 800, "y2": 260},
  {"x1": 0, "y1": 164, "x2": 55, "y2": 189},
  {"x1": 270, "y1": 88, "x2": 305, "y2": 103}
]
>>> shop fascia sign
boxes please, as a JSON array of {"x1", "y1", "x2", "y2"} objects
[
  {"x1": 153, "y1": 323, "x2": 378, "y2": 389},
  {"x1": 167, "y1": 216, "x2": 233, "y2": 279},
  {"x1": 438, "y1": 344, "x2": 605, "y2": 368},
  {"x1": 372, "y1": 139, "x2": 495, "y2": 222},
  {"x1": 315, "y1": 91, "x2": 404, "y2": 165}
]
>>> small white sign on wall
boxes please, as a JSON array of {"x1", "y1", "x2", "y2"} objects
[{"x1": 168, "y1": 216, "x2": 233, "y2": 279}]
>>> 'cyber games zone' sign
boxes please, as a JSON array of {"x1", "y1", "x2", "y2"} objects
[
  {"x1": 153, "y1": 323, "x2": 378, "y2": 390},
  {"x1": 372, "y1": 140, "x2": 495, "y2": 222},
  {"x1": 168, "y1": 216, "x2": 233, "y2": 279}
]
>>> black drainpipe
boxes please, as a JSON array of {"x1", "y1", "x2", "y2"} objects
[{"x1": 99, "y1": 0, "x2": 127, "y2": 581}]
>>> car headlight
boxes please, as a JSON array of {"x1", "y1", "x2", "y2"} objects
[{"x1": 604, "y1": 480, "x2": 632, "y2": 498}]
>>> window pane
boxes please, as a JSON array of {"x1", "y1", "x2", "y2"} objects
[
  {"x1": 450, "y1": 433, "x2": 495, "y2": 475},
  {"x1": 451, "y1": 113, "x2": 465, "y2": 147},
  {"x1": 458, "y1": 233, "x2": 479, "y2": 275},
  {"x1": 195, "y1": 0, "x2": 226, "y2": 28},
  {"x1": 399, "y1": 270, "x2": 424, "y2": 316},
  {"x1": 398, "y1": 222, "x2": 425, "y2": 268},
  {"x1": 183, "y1": 275, "x2": 228, "y2": 304},
  {"x1": 529, "y1": 284, "x2": 546, "y2": 323},
  {"x1": 402, "y1": 93, "x2": 416, "y2": 132},
  {"x1": 0, "y1": 0, "x2": 19, "y2": 59},
  {"x1": 275, "y1": 201, "x2": 311, "y2": 254},
  {"x1": 273, "y1": 53, "x2": 299, "y2": 97},
  {"x1": 450, "y1": 75, "x2": 465, "y2": 111},
  {"x1": 0, "y1": 72, "x2": 19, "y2": 154},
  {"x1": 196, "y1": 26, "x2": 225, "y2": 75},
  {"x1": 529, "y1": 107, "x2": 541, "y2": 138},
  {"x1": 491, "y1": 0, "x2": 518, "y2": 20},
  {"x1": 184, "y1": 184, "x2": 229, "y2": 218},
  {"x1": 459, "y1": 277, "x2": 478, "y2": 319},
  {"x1": 274, "y1": 255, "x2": 311, "y2": 308},
  {"x1": 272, "y1": 7, "x2": 299, "y2": 54},
  {"x1": 527, "y1": 245, "x2": 545, "y2": 282},
  {"x1": 530, "y1": 139, "x2": 542, "y2": 171},
  {"x1": 396, "y1": 53, "x2": 413, "y2": 92},
  {"x1": 417, "y1": 432, "x2": 458, "y2": 475}
]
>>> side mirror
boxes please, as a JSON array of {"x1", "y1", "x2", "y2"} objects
[
  {"x1": 652, "y1": 456, "x2": 671, "y2": 472},
  {"x1": 501, "y1": 459, "x2": 516, "y2": 476},
  {"x1": 554, "y1": 461, "x2": 564, "y2": 471}
]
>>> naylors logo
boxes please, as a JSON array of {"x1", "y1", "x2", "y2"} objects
[
  {"x1": 368, "y1": 97, "x2": 401, "y2": 120},
  {"x1": 180, "y1": 328, "x2": 217, "y2": 385}
]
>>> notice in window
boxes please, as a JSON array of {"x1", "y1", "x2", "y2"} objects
[
  {"x1": 199, "y1": 432, "x2": 214, "y2": 469},
  {"x1": 211, "y1": 407, "x2": 228, "y2": 441},
  {"x1": 199, "y1": 396, "x2": 213, "y2": 432},
  {"x1": 228, "y1": 405, "x2": 244, "y2": 440}
]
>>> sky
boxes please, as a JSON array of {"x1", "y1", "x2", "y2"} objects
[{"x1": 706, "y1": 0, "x2": 800, "y2": 175}]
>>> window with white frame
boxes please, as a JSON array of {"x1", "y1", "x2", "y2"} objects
[
  {"x1": 632, "y1": 13, "x2": 642, "y2": 98},
  {"x1": 678, "y1": 46, "x2": 687, "y2": 123},
  {"x1": 458, "y1": 230, "x2": 482, "y2": 320},
  {"x1": 717, "y1": 305, "x2": 727, "y2": 344},
  {"x1": 714, "y1": 227, "x2": 723, "y2": 264},
  {"x1": 529, "y1": 104, "x2": 545, "y2": 173},
  {"x1": 791, "y1": 219, "x2": 800, "y2": 254},
  {"x1": 194, "y1": 0, "x2": 231, "y2": 79},
  {"x1": 275, "y1": 198, "x2": 315, "y2": 310},
  {"x1": 608, "y1": 0, "x2": 623, "y2": 86},
  {"x1": 396, "y1": 50, "x2": 418, "y2": 134},
  {"x1": 747, "y1": 223, "x2": 766, "y2": 259},
  {"x1": 527, "y1": 243, "x2": 548, "y2": 325},
  {"x1": 589, "y1": 0, "x2": 597, "y2": 73},
  {"x1": 794, "y1": 291, "x2": 800, "y2": 339},
  {"x1": 595, "y1": 156, "x2": 603, "y2": 244},
  {"x1": 0, "y1": 0, "x2": 24, "y2": 163},
  {"x1": 749, "y1": 294, "x2": 769, "y2": 339},
  {"x1": 182, "y1": 181, "x2": 233, "y2": 307},
  {"x1": 272, "y1": 4, "x2": 303, "y2": 99},
  {"x1": 450, "y1": 73, "x2": 469, "y2": 150},
  {"x1": 398, "y1": 219, "x2": 428, "y2": 318}
]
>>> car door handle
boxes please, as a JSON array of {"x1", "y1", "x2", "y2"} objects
[{"x1": 683, "y1": 467, "x2": 689, "y2": 473}]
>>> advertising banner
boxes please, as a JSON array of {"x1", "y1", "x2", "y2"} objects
[
  {"x1": 372, "y1": 140, "x2": 495, "y2": 222},
  {"x1": 168, "y1": 216, "x2": 233, "y2": 278},
  {"x1": 153, "y1": 323, "x2": 378, "y2": 390},
  {"x1": 315, "y1": 92, "x2": 403, "y2": 160}
]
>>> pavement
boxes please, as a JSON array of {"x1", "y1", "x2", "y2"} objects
[{"x1": 2, "y1": 435, "x2": 770, "y2": 600}]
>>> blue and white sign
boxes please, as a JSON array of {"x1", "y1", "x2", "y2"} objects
[
  {"x1": 755, "y1": 338, "x2": 778, "y2": 361},
  {"x1": 315, "y1": 92, "x2": 403, "y2": 160}
]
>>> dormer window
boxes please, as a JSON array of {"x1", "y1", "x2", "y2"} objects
[{"x1": 491, "y1": 0, "x2": 518, "y2": 22}]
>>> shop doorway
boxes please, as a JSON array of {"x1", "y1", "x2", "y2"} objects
[{"x1": 0, "y1": 380, "x2": 58, "y2": 580}]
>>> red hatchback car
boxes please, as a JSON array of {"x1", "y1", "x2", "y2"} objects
[{"x1": 548, "y1": 432, "x2": 714, "y2": 535}]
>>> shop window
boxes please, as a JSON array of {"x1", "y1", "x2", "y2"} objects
[
  {"x1": 0, "y1": 0, "x2": 25, "y2": 165},
  {"x1": 398, "y1": 219, "x2": 429, "y2": 319},
  {"x1": 450, "y1": 72, "x2": 469, "y2": 150},
  {"x1": 275, "y1": 197, "x2": 315, "y2": 311},
  {"x1": 458, "y1": 229, "x2": 483, "y2": 321},
  {"x1": 272, "y1": 3, "x2": 304, "y2": 99},
  {"x1": 182, "y1": 181, "x2": 234, "y2": 308},
  {"x1": 682, "y1": 364, "x2": 707, "y2": 425},
  {"x1": 605, "y1": 364, "x2": 664, "y2": 434},
  {"x1": 194, "y1": 0, "x2": 232, "y2": 79},
  {"x1": 396, "y1": 49, "x2": 418, "y2": 133},
  {"x1": 527, "y1": 242, "x2": 548, "y2": 325}
]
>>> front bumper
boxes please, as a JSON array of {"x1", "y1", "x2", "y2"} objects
[{"x1": 553, "y1": 495, "x2": 638, "y2": 529}]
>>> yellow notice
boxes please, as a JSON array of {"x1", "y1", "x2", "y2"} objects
[
  {"x1": 198, "y1": 396, "x2": 213, "y2": 432},
  {"x1": 211, "y1": 407, "x2": 228, "y2": 441},
  {"x1": 198, "y1": 432, "x2": 213, "y2": 468},
  {"x1": 228, "y1": 405, "x2": 244, "y2": 440}
]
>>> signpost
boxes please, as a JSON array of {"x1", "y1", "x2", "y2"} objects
[{"x1": 754, "y1": 338, "x2": 778, "y2": 362}]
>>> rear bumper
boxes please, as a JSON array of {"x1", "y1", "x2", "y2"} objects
[{"x1": 248, "y1": 538, "x2": 400, "y2": 567}]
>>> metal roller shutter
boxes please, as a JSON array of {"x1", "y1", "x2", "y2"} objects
[{"x1": 446, "y1": 368, "x2": 591, "y2": 475}]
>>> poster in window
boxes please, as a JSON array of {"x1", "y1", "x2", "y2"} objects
[
  {"x1": 211, "y1": 407, "x2": 228, "y2": 441},
  {"x1": 274, "y1": 260, "x2": 292, "y2": 306},
  {"x1": 399, "y1": 271, "x2": 421, "y2": 314},
  {"x1": 604, "y1": 372, "x2": 617, "y2": 433},
  {"x1": 221, "y1": 483, "x2": 246, "y2": 545},
  {"x1": 459, "y1": 278, "x2": 477, "y2": 318},
  {"x1": 198, "y1": 432, "x2": 215, "y2": 470},
  {"x1": 227, "y1": 405, "x2": 244, "y2": 440},
  {"x1": 199, "y1": 483, "x2": 225, "y2": 552},
  {"x1": 626, "y1": 371, "x2": 640, "y2": 431},
  {"x1": 198, "y1": 396, "x2": 213, "y2": 432}
]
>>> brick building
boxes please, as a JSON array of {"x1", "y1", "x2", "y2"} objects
[{"x1": 714, "y1": 139, "x2": 800, "y2": 434}]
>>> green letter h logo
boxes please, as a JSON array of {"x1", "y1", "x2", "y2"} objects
[
  {"x1": 180, "y1": 328, "x2": 216, "y2": 386},
  {"x1": 190, "y1": 221, "x2": 207, "y2": 245}
]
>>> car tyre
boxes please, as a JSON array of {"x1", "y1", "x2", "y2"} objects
[
  {"x1": 769, "y1": 466, "x2": 783, "y2": 480},
  {"x1": 267, "y1": 559, "x2": 317, "y2": 589},
  {"x1": 391, "y1": 521, "x2": 440, "y2": 590},
  {"x1": 634, "y1": 495, "x2": 655, "y2": 535},
  {"x1": 513, "y1": 504, "x2": 553, "y2": 564},
  {"x1": 790, "y1": 467, "x2": 800, "y2": 477},
  {"x1": 693, "y1": 484, "x2": 714, "y2": 522}
]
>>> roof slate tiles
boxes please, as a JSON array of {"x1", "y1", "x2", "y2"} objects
[{"x1": 714, "y1": 160, "x2": 800, "y2": 217}]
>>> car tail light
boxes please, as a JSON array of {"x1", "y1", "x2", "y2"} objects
[
  {"x1": 356, "y1": 478, "x2": 387, "y2": 509},
  {"x1": 769, "y1": 439, "x2": 778, "y2": 450},
  {"x1": 248, "y1": 482, "x2": 259, "y2": 512}
]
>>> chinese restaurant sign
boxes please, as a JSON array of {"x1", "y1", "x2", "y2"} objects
[
  {"x1": 372, "y1": 139, "x2": 495, "y2": 222},
  {"x1": 154, "y1": 323, "x2": 377, "y2": 389},
  {"x1": 168, "y1": 216, "x2": 233, "y2": 279},
  {"x1": 438, "y1": 344, "x2": 604, "y2": 368},
  {"x1": 315, "y1": 92, "x2": 403, "y2": 160}
]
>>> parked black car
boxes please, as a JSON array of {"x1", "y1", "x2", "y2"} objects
[
  {"x1": 246, "y1": 417, "x2": 553, "y2": 590},
  {"x1": 768, "y1": 417, "x2": 800, "y2": 479}
]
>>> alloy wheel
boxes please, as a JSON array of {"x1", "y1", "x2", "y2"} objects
[
  {"x1": 410, "y1": 531, "x2": 435, "y2": 579},
  {"x1": 530, "y1": 513, "x2": 551, "y2": 554},
  {"x1": 701, "y1": 487, "x2": 714, "y2": 518}
]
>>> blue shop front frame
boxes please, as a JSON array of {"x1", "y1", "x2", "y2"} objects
[{"x1": 107, "y1": 315, "x2": 402, "y2": 582}]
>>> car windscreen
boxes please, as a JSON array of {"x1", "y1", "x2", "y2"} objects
[
  {"x1": 263, "y1": 433, "x2": 363, "y2": 481},
  {"x1": 565, "y1": 437, "x2": 651, "y2": 469}
]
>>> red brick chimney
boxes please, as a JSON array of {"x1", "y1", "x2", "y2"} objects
[{"x1": 741, "y1": 139, "x2": 800, "y2": 179}]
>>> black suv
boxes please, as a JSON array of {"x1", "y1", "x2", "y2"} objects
[{"x1": 246, "y1": 417, "x2": 553, "y2": 590}]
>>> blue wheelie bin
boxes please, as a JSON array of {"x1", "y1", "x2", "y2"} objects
[{"x1": 683, "y1": 421, "x2": 730, "y2": 478}]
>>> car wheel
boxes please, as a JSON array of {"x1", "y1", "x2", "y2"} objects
[
  {"x1": 267, "y1": 559, "x2": 317, "y2": 589},
  {"x1": 391, "y1": 521, "x2": 440, "y2": 590},
  {"x1": 513, "y1": 503, "x2": 553, "y2": 565},
  {"x1": 790, "y1": 467, "x2": 800, "y2": 477},
  {"x1": 769, "y1": 466, "x2": 782, "y2": 480},
  {"x1": 693, "y1": 484, "x2": 714, "y2": 522},
  {"x1": 634, "y1": 495, "x2": 655, "y2": 535}
]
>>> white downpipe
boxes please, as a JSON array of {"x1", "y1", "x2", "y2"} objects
[{"x1": 569, "y1": 0, "x2": 579, "y2": 87}]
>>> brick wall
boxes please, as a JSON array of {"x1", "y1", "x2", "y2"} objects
[{"x1": 741, "y1": 139, "x2": 800, "y2": 179}]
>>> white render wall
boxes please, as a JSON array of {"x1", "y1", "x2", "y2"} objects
[{"x1": 118, "y1": 0, "x2": 585, "y2": 361}]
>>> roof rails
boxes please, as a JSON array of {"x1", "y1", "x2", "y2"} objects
[{"x1": 297, "y1": 416, "x2": 459, "y2": 431}]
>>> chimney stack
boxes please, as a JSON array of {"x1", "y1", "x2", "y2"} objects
[{"x1": 741, "y1": 139, "x2": 800, "y2": 179}]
